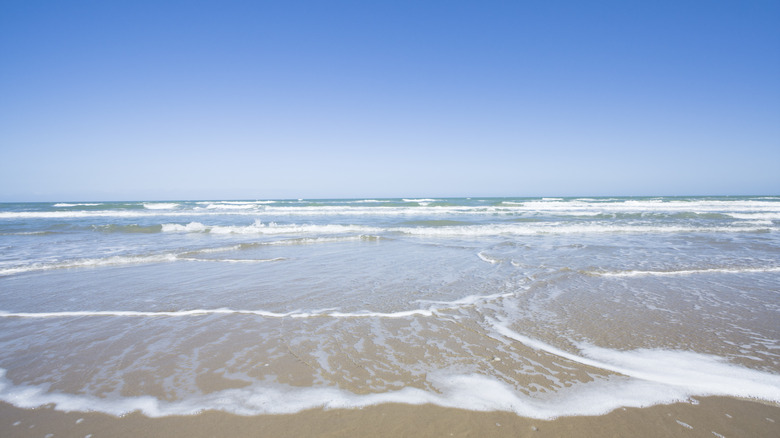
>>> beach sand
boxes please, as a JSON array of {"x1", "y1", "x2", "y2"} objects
[{"x1": 1, "y1": 397, "x2": 777, "y2": 437}]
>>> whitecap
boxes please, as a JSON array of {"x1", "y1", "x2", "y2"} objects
[{"x1": 143, "y1": 203, "x2": 179, "y2": 210}]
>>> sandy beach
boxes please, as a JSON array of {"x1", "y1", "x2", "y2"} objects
[{"x1": 2, "y1": 397, "x2": 778, "y2": 437}]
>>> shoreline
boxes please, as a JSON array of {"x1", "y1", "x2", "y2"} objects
[{"x1": 1, "y1": 397, "x2": 777, "y2": 437}]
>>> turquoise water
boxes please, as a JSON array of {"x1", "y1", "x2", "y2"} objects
[{"x1": 0, "y1": 197, "x2": 779, "y2": 417}]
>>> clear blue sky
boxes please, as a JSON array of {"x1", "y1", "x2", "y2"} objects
[{"x1": 1, "y1": 0, "x2": 778, "y2": 201}]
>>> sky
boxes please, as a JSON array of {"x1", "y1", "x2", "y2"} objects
[{"x1": 1, "y1": 0, "x2": 778, "y2": 201}]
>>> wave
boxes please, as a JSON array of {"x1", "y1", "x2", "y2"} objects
[
  {"x1": 0, "y1": 211, "x2": 205, "y2": 219},
  {"x1": 0, "y1": 231, "x2": 58, "y2": 236},
  {"x1": 178, "y1": 257, "x2": 287, "y2": 263},
  {"x1": 0, "y1": 289, "x2": 516, "y2": 319},
  {"x1": 501, "y1": 199, "x2": 780, "y2": 214},
  {"x1": 492, "y1": 321, "x2": 780, "y2": 406},
  {"x1": 0, "y1": 367, "x2": 688, "y2": 419},
  {"x1": 92, "y1": 224, "x2": 163, "y2": 233},
  {"x1": 592, "y1": 266, "x2": 780, "y2": 277},
  {"x1": 725, "y1": 213, "x2": 780, "y2": 220},
  {"x1": 143, "y1": 203, "x2": 179, "y2": 210},
  {"x1": 53, "y1": 203, "x2": 101, "y2": 207},
  {"x1": 157, "y1": 221, "x2": 774, "y2": 237},
  {"x1": 161, "y1": 221, "x2": 384, "y2": 235},
  {"x1": 0, "y1": 235, "x2": 384, "y2": 277},
  {"x1": 345, "y1": 199, "x2": 393, "y2": 203},
  {"x1": 197, "y1": 201, "x2": 276, "y2": 205},
  {"x1": 477, "y1": 251, "x2": 502, "y2": 264},
  {"x1": 396, "y1": 223, "x2": 773, "y2": 237},
  {"x1": 0, "y1": 254, "x2": 179, "y2": 276},
  {"x1": 5, "y1": 198, "x2": 780, "y2": 220},
  {"x1": 1, "y1": 330, "x2": 778, "y2": 418}
]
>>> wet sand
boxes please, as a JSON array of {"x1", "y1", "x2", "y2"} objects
[{"x1": 1, "y1": 397, "x2": 777, "y2": 438}]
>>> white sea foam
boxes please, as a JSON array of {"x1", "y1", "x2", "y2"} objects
[
  {"x1": 396, "y1": 223, "x2": 771, "y2": 237},
  {"x1": 1, "y1": 301, "x2": 778, "y2": 418},
  {"x1": 204, "y1": 204, "x2": 257, "y2": 210},
  {"x1": 347, "y1": 199, "x2": 392, "y2": 203},
  {"x1": 5, "y1": 198, "x2": 780, "y2": 220},
  {"x1": 265, "y1": 235, "x2": 383, "y2": 245},
  {"x1": 143, "y1": 203, "x2": 179, "y2": 210},
  {"x1": 492, "y1": 321, "x2": 780, "y2": 403},
  {"x1": 0, "y1": 254, "x2": 179, "y2": 276},
  {"x1": 0, "y1": 308, "x2": 290, "y2": 319},
  {"x1": 726, "y1": 213, "x2": 780, "y2": 220},
  {"x1": 53, "y1": 203, "x2": 101, "y2": 207},
  {"x1": 0, "y1": 307, "x2": 435, "y2": 319},
  {"x1": 179, "y1": 257, "x2": 287, "y2": 263},
  {"x1": 676, "y1": 420, "x2": 694, "y2": 429},
  {"x1": 1, "y1": 342, "x2": 778, "y2": 419},
  {"x1": 0, "y1": 211, "x2": 205, "y2": 219},
  {"x1": 197, "y1": 201, "x2": 276, "y2": 205},
  {"x1": 0, "y1": 235, "x2": 383, "y2": 277},
  {"x1": 161, "y1": 222, "x2": 209, "y2": 232},
  {"x1": 200, "y1": 201, "x2": 271, "y2": 210},
  {"x1": 477, "y1": 251, "x2": 502, "y2": 264},
  {"x1": 161, "y1": 221, "x2": 382, "y2": 235},
  {"x1": 594, "y1": 266, "x2": 780, "y2": 277},
  {"x1": 417, "y1": 292, "x2": 514, "y2": 307},
  {"x1": 0, "y1": 367, "x2": 683, "y2": 418},
  {"x1": 157, "y1": 221, "x2": 772, "y2": 237}
]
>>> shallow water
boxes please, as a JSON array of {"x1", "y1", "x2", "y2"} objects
[{"x1": 0, "y1": 197, "x2": 778, "y2": 418}]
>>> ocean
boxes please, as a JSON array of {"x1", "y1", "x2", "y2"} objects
[{"x1": 0, "y1": 197, "x2": 778, "y2": 427}]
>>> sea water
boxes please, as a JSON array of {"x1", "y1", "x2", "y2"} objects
[{"x1": 0, "y1": 197, "x2": 778, "y2": 418}]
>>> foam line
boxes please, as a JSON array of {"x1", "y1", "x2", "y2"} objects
[
  {"x1": 178, "y1": 257, "x2": 287, "y2": 263},
  {"x1": 0, "y1": 254, "x2": 179, "y2": 276},
  {"x1": 477, "y1": 251, "x2": 501, "y2": 264},
  {"x1": 158, "y1": 221, "x2": 773, "y2": 237},
  {"x1": 0, "y1": 364, "x2": 773, "y2": 419},
  {"x1": 0, "y1": 309, "x2": 290, "y2": 318},
  {"x1": 492, "y1": 321, "x2": 780, "y2": 403},
  {"x1": 594, "y1": 266, "x2": 780, "y2": 277},
  {"x1": 0, "y1": 308, "x2": 436, "y2": 319},
  {"x1": 0, "y1": 368, "x2": 686, "y2": 419}
]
